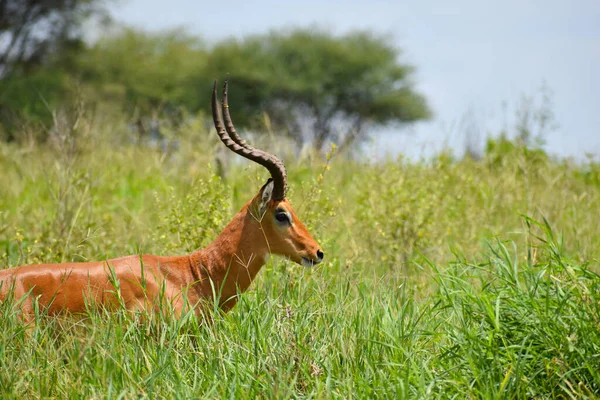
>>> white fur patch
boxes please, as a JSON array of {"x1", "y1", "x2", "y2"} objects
[{"x1": 302, "y1": 257, "x2": 318, "y2": 267}]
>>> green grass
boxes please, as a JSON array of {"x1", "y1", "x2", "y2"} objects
[{"x1": 1, "y1": 118, "x2": 600, "y2": 398}]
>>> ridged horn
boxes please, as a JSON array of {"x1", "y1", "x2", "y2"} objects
[{"x1": 211, "y1": 79, "x2": 288, "y2": 200}]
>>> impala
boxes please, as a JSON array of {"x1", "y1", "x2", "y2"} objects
[{"x1": 0, "y1": 80, "x2": 324, "y2": 317}]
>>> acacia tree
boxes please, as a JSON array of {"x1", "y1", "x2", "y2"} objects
[{"x1": 204, "y1": 28, "x2": 431, "y2": 151}]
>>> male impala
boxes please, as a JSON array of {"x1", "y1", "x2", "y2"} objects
[{"x1": 0, "y1": 80, "x2": 324, "y2": 317}]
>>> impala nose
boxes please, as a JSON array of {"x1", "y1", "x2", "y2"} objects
[{"x1": 316, "y1": 249, "x2": 324, "y2": 262}]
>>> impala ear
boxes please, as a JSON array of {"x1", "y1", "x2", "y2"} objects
[{"x1": 259, "y1": 178, "x2": 274, "y2": 216}]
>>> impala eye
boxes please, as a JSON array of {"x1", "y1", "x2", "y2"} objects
[{"x1": 275, "y1": 211, "x2": 291, "y2": 225}]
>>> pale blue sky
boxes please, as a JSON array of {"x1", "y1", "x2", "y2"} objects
[{"x1": 109, "y1": 0, "x2": 600, "y2": 159}]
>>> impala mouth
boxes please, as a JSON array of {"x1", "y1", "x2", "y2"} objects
[{"x1": 301, "y1": 257, "x2": 321, "y2": 267}]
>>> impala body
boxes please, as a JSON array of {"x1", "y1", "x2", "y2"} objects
[{"x1": 0, "y1": 80, "x2": 323, "y2": 317}]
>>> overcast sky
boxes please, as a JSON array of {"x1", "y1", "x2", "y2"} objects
[{"x1": 109, "y1": 0, "x2": 599, "y2": 159}]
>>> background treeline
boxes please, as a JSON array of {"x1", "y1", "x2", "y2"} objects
[{"x1": 1, "y1": 0, "x2": 430, "y2": 152}]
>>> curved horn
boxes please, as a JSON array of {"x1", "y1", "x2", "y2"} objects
[{"x1": 211, "y1": 79, "x2": 288, "y2": 200}]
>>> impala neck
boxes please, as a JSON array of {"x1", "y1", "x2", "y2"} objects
[{"x1": 189, "y1": 202, "x2": 269, "y2": 310}]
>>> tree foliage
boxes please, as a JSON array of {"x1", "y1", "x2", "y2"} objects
[
  {"x1": 204, "y1": 29, "x2": 431, "y2": 150},
  {"x1": 0, "y1": 0, "x2": 108, "y2": 76},
  {"x1": 0, "y1": 0, "x2": 109, "y2": 139},
  {"x1": 77, "y1": 27, "x2": 207, "y2": 115},
  {"x1": 1, "y1": 23, "x2": 431, "y2": 151}
]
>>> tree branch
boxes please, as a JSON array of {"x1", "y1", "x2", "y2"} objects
[{"x1": 0, "y1": 2, "x2": 36, "y2": 71}]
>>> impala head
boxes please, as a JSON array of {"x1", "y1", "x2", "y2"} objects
[{"x1": 212, "y1": 79, "x2": 324, "y2": 267}]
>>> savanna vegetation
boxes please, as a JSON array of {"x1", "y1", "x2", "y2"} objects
[
  {"x1": 0, "y1": 104, "x2": 599, "y2": 397},
  {"x1": 2, "y1": 3, "x2": 600, "y2": 398}
]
